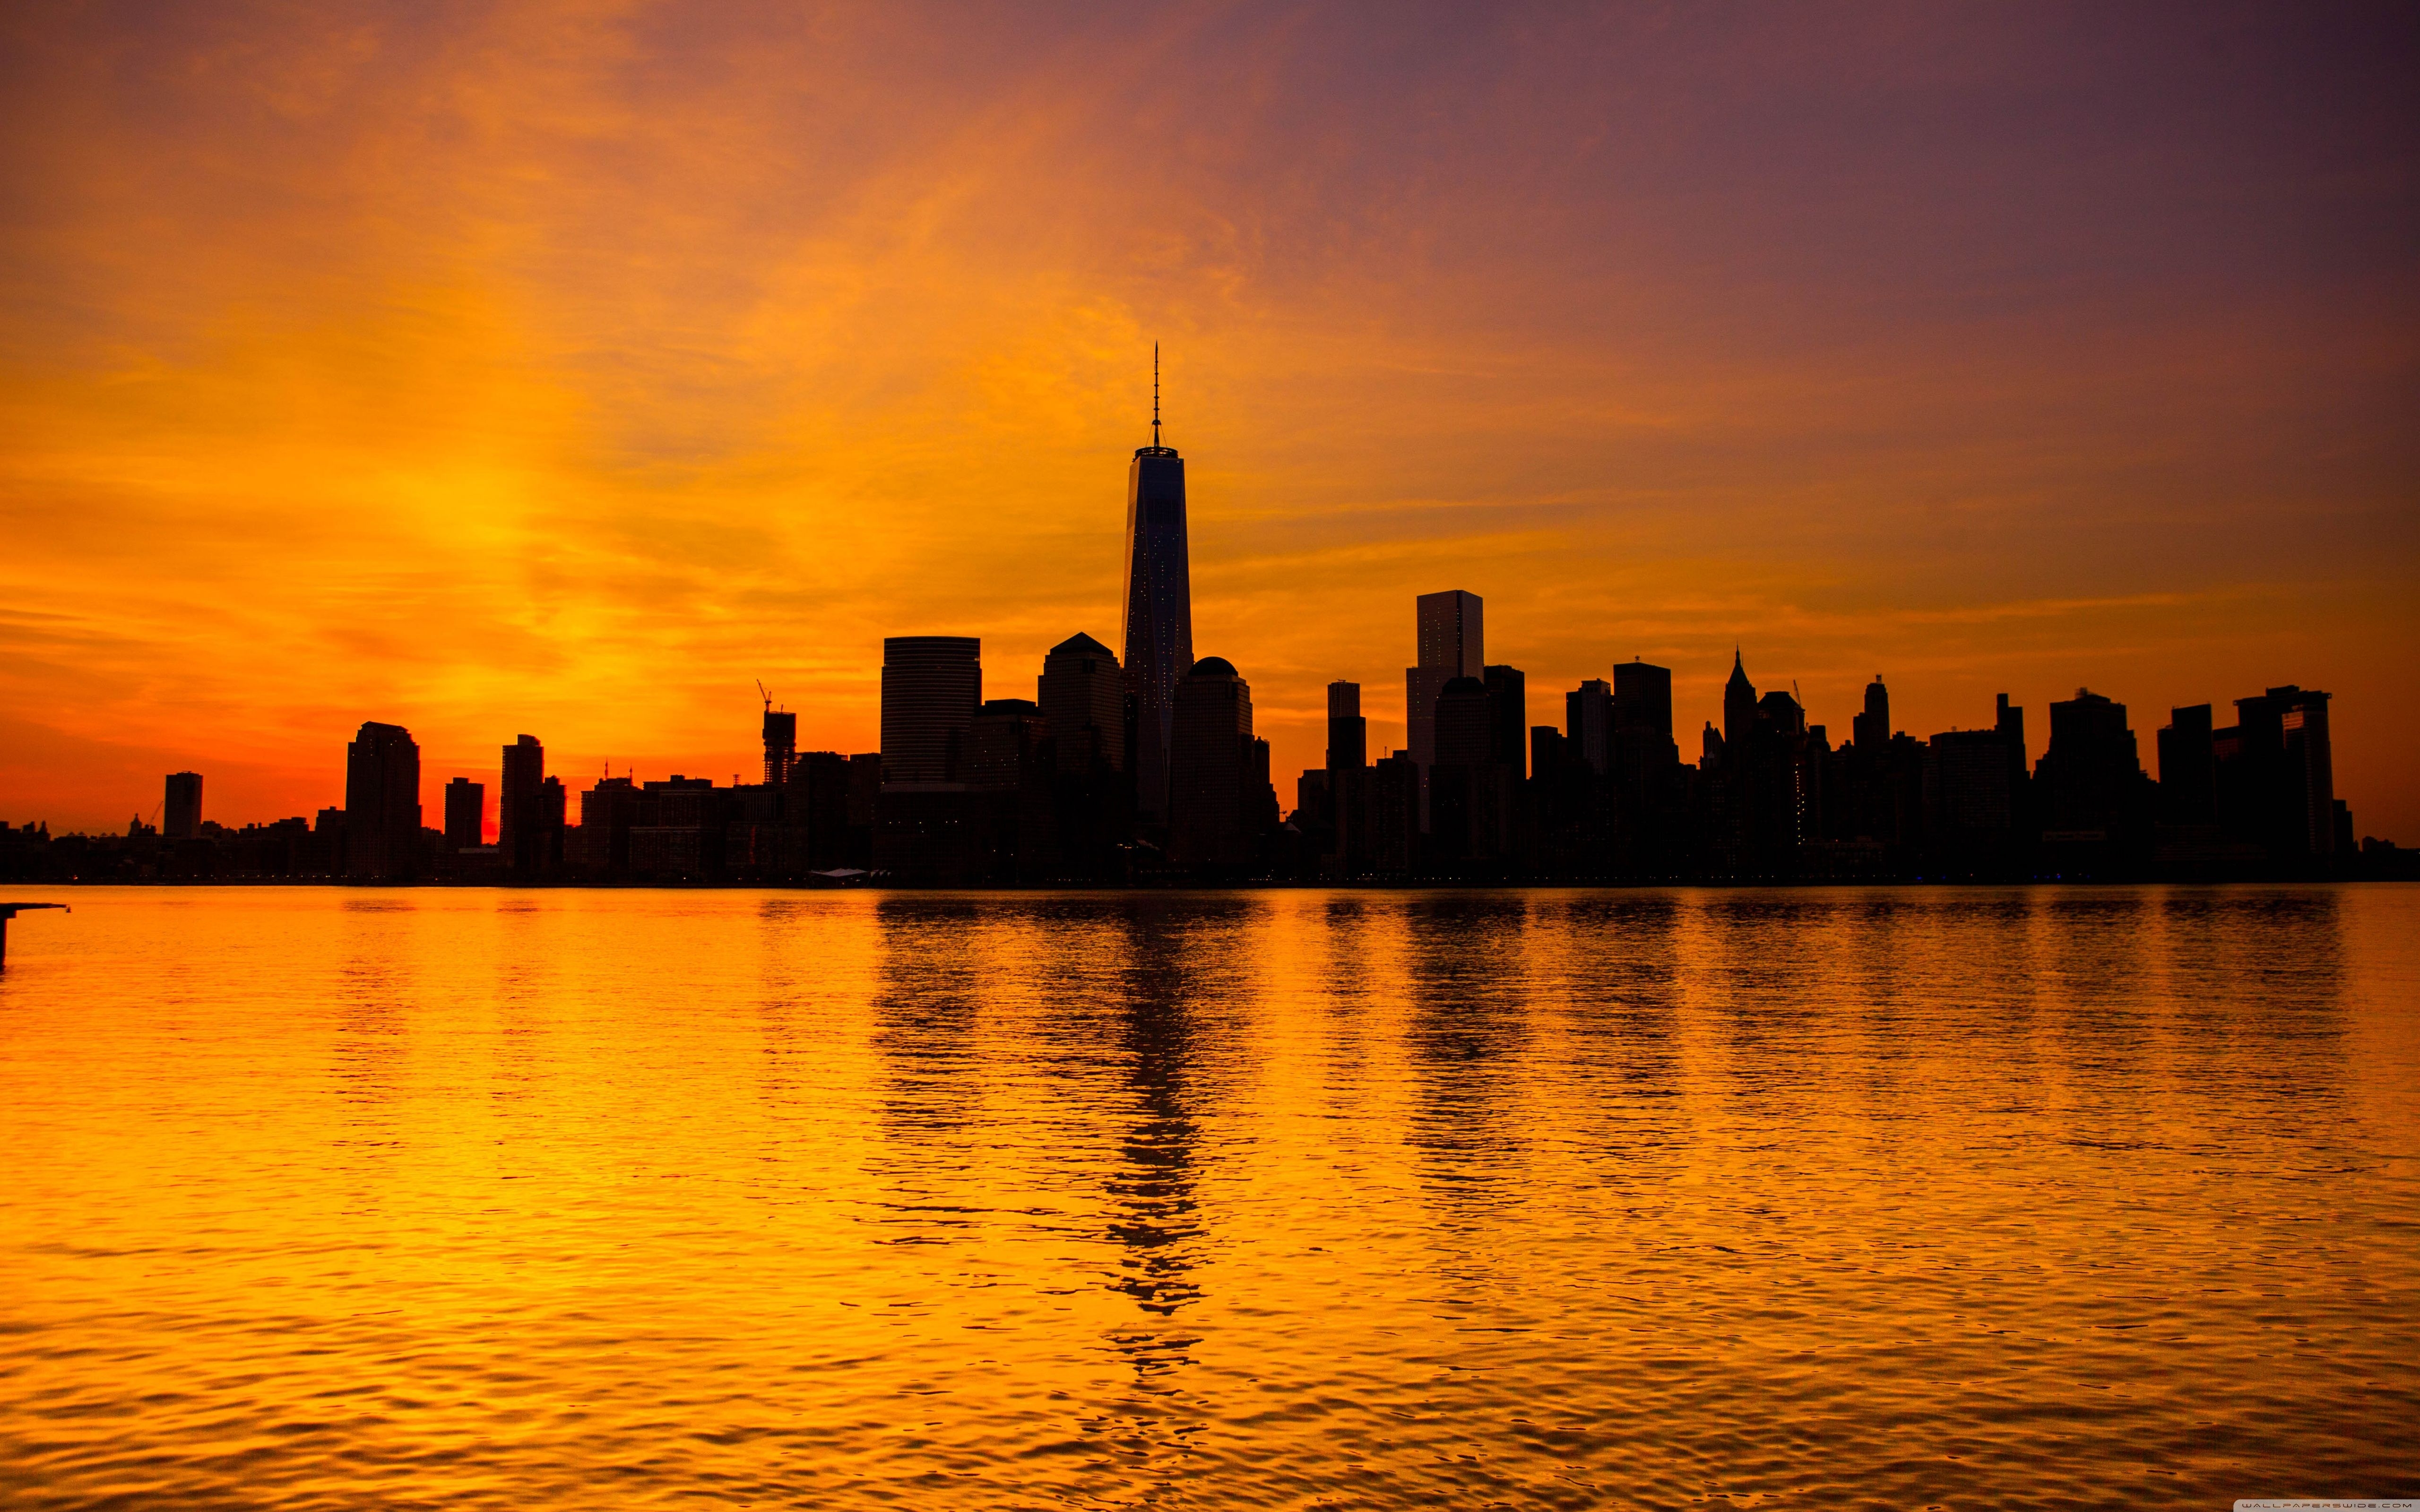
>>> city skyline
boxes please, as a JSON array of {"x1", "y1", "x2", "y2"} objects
[{"x1": 3, "y1": 5, "x2": 2412, "y2": 840}]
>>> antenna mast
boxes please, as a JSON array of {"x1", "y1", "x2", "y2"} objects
[{"x1": 1152, "y1": 343, "x2": 1161, "y2": 449}]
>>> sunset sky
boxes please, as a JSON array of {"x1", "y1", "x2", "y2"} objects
[{"x1": 4, "y1": 2, "x2": 2414, "y2": 838}]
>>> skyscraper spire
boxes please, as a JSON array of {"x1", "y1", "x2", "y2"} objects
[{"x1": 1123, "y1": 344, "x2": 1191, "y2": 825}]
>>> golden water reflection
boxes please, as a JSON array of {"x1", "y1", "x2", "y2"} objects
[{"x1": 0, "y1": 885, "x2": 2412, "y2": 1508}]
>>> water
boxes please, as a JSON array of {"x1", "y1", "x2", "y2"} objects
[{"x1": 2, "y1": 885, "x2": 2415, "y2": 1508}]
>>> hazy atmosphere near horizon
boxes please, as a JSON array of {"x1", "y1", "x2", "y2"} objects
[
  {"x1": 3, "y1": 0, "x2": 2414, "y2": 839},
  {"x1": 5, "y1": 5, "x2": 2419, "y2": 1510}
]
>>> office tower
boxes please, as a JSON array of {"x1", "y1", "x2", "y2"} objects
[
  {"x1": 1924, "y1": 728, "x2": 2018, "y2": 863},
  {"x1": 1483, "y1": 666, "x2": 1526, "y2": 777},
  {"x1": 2037, "y1": 689, "x2": 2147, "y2": 839},
  {"x1": 1168, "y1": 656, "x2": 1255, "y2": 868},
  {"x1": 1723, "y1": 650, "x2": 1758, "y2": 747},
  {"x1": 763, "y1": 706, "x2": 797, "y2": 786},
  {"x1": 575, "y1": 775, "x2": 639, "y2": 872},
  {"x1": 1609, "y1": 660, "x2": 1679, "y2": 869},
  {"x1": 500, "y1": 734, "x2": 545, "y2": 877},
  {"x1": 2158, "y1": 705, "x2": 2217, "y2": 826},
  {"x1": 163, "y1": 772, "x2": 202, "y2": 839},
  {"x1": 880, "y1": 636, "x2": 982, "y2": 784},
  {"x1": 967, "y1": 699, "x2": 1048, "y2": 789},
  {"x1": 539, "y1": 776, "x2": 567, "y2": 870},
  {"x1": 1996, "y1": 694, "x2": 2027, "y2": 765},
  {"x1": 1434, "y1": 678, "x2": 1492, "y2": 766},
  {"x1": 1318, "y1": 680, "x2": 1366, "y2": 773},
  {"x1": 1566, "y1": 679, "x2": 1612, "y2": 774},
  {"x1": 1853, "y1": 677, "x2": 1891, "y2": 748},
  {"x1": 2223, "y1": 686, "x2": 2337, "y2": 857},
  {"x1": 1121, "y1": 355, "x2": 1193, "y2": 824},
  {"x1": 1405, "y1": 590, "x2": 1484, "y2": 788},
  {"x1": 443, "y1": 777, "x2": 484, "y2": 850},
  {"x1": 1039, "y1": 632, "x2": 1124, "y2": 776},
  {"x1": 1613, "y1": 660, "x2": 1673, "y2": 747},
  {"x1": 967, "y1": 697, "x2": 1055, "y2": 881},
  {"x1": 1430, "y1": 676, "x2": 1495, "y2": 864},
  {"x1": 344, "y1": 721, "x2": 422, "y2": 880},
  {"x1": 2281, "y1": 690, "x2": 2335, "y2": 854}
]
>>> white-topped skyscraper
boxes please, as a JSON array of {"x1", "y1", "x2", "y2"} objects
[{"x1": 1121, "y1": 346, "x2": 1193, "y2": 824}]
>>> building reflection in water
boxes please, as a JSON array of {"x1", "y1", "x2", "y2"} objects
[
  {"x1": 330, "y1": 895, "x2": 416, "y2": 1217},
  {"x1": 1098, "y1": 896, "x2": 1243, "y2": 1344},
  {"x1": 869, "y1": 893, "x2": 990, "y2": 1242},
  {"x1": 1401, "y1": 892, "x2": 1536, "y2": 1222},
  {"x1": 2157, "y1": 886, "x2": 2348, "y2": 1117},
  {"x1": 1528, "y1": 890, "x2": 1686, "y2": 1183}
]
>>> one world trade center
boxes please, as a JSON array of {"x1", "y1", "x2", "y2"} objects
[{"x1": 1121, "y1": 347, "x2": 1193, "y2": 825}]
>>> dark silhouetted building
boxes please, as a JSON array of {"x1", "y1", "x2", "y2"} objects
[
  {"x1": 2217, "y1": 685, "x2": 2336, "y2": 861},
  {"x1": 1853, "y1": 676, "x2": 1891, "y2": 750},
  {"x1": 1121, "y1": 387, "x2": 1193, "y2": 824},
  {"x1": 2036, "y1": 689, "x2": 2152, "y2": 865},
  {"x1": 443, "y1": 777, "x2": 484, "y2": 851},
  {"x1": 2158, "y1": 704, "x2": 2217, "y2": 826},
  {"x1": 1611, "y1": 659, "x2": 1681, "y2": 870},
  {"x1": 763, "y1": 705, "x2": 797, "y2": 786},
  {"x1": 1168, "y1": 656, "x2": 1260, "y2": 869},
  {"x1": 1483, "y1": 665, "x2": 1527, "y2": 778},
  {"x1": 1326, "y1": 681, "x2": 1366, "y2": 772},
  {"x1": 1430, "y1": 674, "x2": 1507, "y2": 865},
  {"x1": 1723, "y1": 649, "x2": 1758, "y2": 749},
  {"x1": 500, "y1": 734, "x2": 547, "y2": 878},
  {"x1": 876, "y1": 636, "x2": 985, "y2": 882},
  {"x1": 1566, "y1": 678, "x2": 1612, "y2": 776},
  {"x1": 1923, "y1": 724, "x2": 2022, "y2": 873},
  {"x1": 1406, "y1": 589, "x2": 1482, "y2": 825},
  {"x1": 344, "y1": 722, "x2": 421, "y2": 880},
  {"x1": 1038, "y1": 634, "x2": 1128, "y2": 880},
  {"x1": 164, "y1": 772, "x2": 202, "y2": 840},
  {"x1": 968, "y1": 697, "x2": 1056, "y2": 881},
  {"x1": 572, "y1": 775, "x2": 639, "y2": 872},
  {"x1": 881, "y1": 636, "x2": 981, "y2": 784},
  {"x1": 1040, "y1": 633, "x2": 1125, "y2": 777}
]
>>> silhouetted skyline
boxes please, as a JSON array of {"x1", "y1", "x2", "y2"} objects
[{"x1": 2, "y1": 410, "x2": 2405, "y2": 888}]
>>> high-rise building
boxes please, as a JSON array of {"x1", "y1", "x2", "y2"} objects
[
  {"x1": 1121, "y1": 354, "x2": 1193, "y2": 824},
  {"x1": 2157, "y1": 704, "x2": 2217, "y2": 826},
  {"x1": 2222, "y1": 686, "x2": 2337, "y2": 857},
  {"x1": 1613, "y1": 660, "x2": 1673, "y2": 745},
  {"x1": 1854, "y1": 676, "x2": 1891, "y2": 749},
  {"x1": 2037, "y1": 689, "x2": 2147, "y2": 841},
  {"x1": 1326, "y1": 681, "x2": 1366, "y2": 771},
  {"x1": 1610, "y1": 659, "x2": 1680, "y2": 868},
  {"x1": 1434, "y1": 677, "x2": 1491, "y2": 766},
  {"x1": 344, "y1": 721, "x2": 421, "y2": 880},
  {"x1": 164, "y1": 772, "x2": 203, "y2": 839},
  {"x1": 2282, "y1": 690, "x2": 2335, "y2": 855},
  {"x1": 881, "y1": 636, "x2": 982, "y2": 785},
  {"x1": 443, "y1": 777, "x2": 484, "y2": 850},
  {"x1": 1723, "y1": 650, "x2": 1758, "y2": 748},
  {"x1": 500, "y1": 735, "x2": 545, "y2": 877},
  {"x1": 1168, "y1": 656, "x2": 1256, "y2": 868},
  {"x1": 1039, "y1": 632, "x2": 1124, "y2": 776},
  {"x1": 1483, "y1": 665, "x2": 1527, "y2": 777},
  {"x1": 1566, "y1": 679, "x2": 1613, "y2": 775},
  {"x1": 538, "y1": 776, "x2": 567, "y2": 871},
  {"x1": 1405, "y1": 590, "x2": 1484, "y2": 788},
  {"x1": 763, "y1": 706, "x2": 797, "y2": 786}
]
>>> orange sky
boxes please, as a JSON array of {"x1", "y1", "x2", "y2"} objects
[{"x1": 4, "y1": 2, "x2": 2415, "y2": 839}]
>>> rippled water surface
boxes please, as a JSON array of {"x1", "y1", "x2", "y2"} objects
[{"x1": 3, "y1": 885, "x2": 2416, "y2": 1508}]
